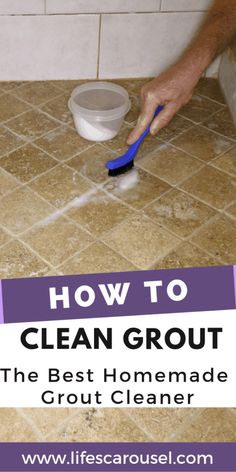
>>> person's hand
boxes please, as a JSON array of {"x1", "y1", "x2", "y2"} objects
[{"x1": 127, "y1": 64, "x2": 199, "y2": 145}]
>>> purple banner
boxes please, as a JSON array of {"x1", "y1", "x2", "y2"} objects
[
  {"x1": 0, "y1": 265, "x2": 235, "y2": 324},
  {"x1": 0, "y1": 442, "x2": 235, "y2": 471}
]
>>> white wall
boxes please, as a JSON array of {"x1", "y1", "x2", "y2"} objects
[{"x1": 0, "y1": 0, "x2": 215, "y2": 80}]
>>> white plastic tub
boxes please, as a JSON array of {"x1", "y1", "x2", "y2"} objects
[{"x1": 68, "y1": 81, "x2": 131, "y2": 142}]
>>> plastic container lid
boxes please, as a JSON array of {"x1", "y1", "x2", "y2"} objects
[{"x1": 68, "y1": 81, "x2": 131, "y2": 122}]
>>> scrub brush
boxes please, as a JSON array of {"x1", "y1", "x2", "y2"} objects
[{"x1": 105, "y1": 105, "x2": 164, "y2": 176}]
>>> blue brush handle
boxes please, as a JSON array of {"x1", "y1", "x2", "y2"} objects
[
  {"x1": 106, "y1": 105, "x2": 164, "y2": 170},
  {"x1": 130, "y1": 104, "x2": 164, "y2": 152}
]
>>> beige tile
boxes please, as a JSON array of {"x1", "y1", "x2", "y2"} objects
[
  {"x1": 180, "y1": 166, "x2": 236, "y2": 209},
  {"x1": 144, "y1": 189, "x2": 216, "y2": 238},
  {"x1": 203, "y1": 108, "x2": 236, "y2": 140},
  {"x1": 102, "y1": 214, "x2": 180, "y2": 269},
  {"x1": 138, "y1": 144, "x2": 202, "y2": 185},
  {"x1": 23, "y1": 216, "x2": 92, "y2": 266},
  {"x1": 22, "y1": 408, "x2": 74, "y2": 436},
  {"x1": 0, "y1": 240, "x2": 49, "y2": 278},
  {"x1": 104, "y1": 167, "x2": 170, "y2": 209},
  {"x1": 191, "y1": 214, "x2": 236, "y2": 264},
  {"x1": 0, "y1": 81, "x2": 25, "y2": 91},
  {"x1": 60, "y1": 241, "x2": 137, "y2": 275},
  {"x1": 172, "y1": 126, "x2": 234, "y2": 162},
  {"x1": 12, "y1": 81, "x2": 62, "y2": 106},
  {"x1": 41, "y1": 94, "x2": 73, "y2": 125},
  {"x1": 0, "y1": 409, "x2": 39, "y2": 441},
  {"x1": 125, "y1": 408, "x2": 199, "y2": 441},
  {"x1": 157, "y1": 114, "x2": 193, "y2": 142},
  {"x1": 35, "y1": 125, "x2": 90, "y2": 161},
  {"x1": 154, "y1": 242, "x2": 219, "y2": 269},
  {"x1": 104, "y1": 122, "x2": 134, "y2": 154},
  {"x1": 195, "y1": 78, "x2": 225, "y2": 104},
  {"x1": 0, "y1": 125, "x2": 24, "y2": 157},
  {"x1": 1, "y1": 187, "x2": 53, "y2": 234},
  {"x1": 50, "y1": 79, "x2": 87, "y2": 94},
  {"x1": 6, "y1": 109, "x2": 59, "y2": 141},
  {"x1": 0, "y1": 144, "x2": 57, "y2": 183},
  {"x1": 68, "y1": 190, "x2": 133, "y2": 237},
  {"x1": 115, "y1": 78, "x2": 150, "y2": 96},
  {"x1": 212, "y1": 146, "x2": 236, "y2": 176},
  {"x1": 29, "y1": 165, "x2": 92, "y2": 208},
  {"x1": 0, "y1": 93, "x2": 31, "y2": 123},
  {"x1": 180, "y1": 94, "x2": 222, "y2": 124},
  {"x1": 67, "y1": 144, "x2": 117, "y2": 184},
  {"x1": 125, "y1": 94, "x2": 140, "y2": 124},
  {"x1": 178, "y1": 409, "x2": 236, "y2": 442},
  {"x1": 0, "y1": 168, "x2": 19, "y2": 196},
  {"x1": 0, "y1": 227, "x2": 11, "y2": 247},
  {"x1": 225, "y1": 202, "x2": 236, "y2": 218},
  {"x1": 47, "y1": 409, "x2": 149, "y2": 442}
]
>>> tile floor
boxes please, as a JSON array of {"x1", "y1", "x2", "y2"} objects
[{"x1": 0, "y1": 77, "x2": 235, "y2": 442}]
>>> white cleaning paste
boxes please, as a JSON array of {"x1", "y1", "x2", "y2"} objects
[{"x1": 117, "y1": 169, "x2": 140, "y2": 192}]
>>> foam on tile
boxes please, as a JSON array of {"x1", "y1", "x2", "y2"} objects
[{"x1": 116, "y1": 169, "x2": 140, "y2": 192}]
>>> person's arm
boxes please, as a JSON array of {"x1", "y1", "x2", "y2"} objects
[{"x1": 127, "y1": 0, "x2": 236, "y2": 145}]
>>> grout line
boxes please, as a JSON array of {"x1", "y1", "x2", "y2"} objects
[
  {"x1": 16, "y1": 408, "x2": 44, "y2": 441},
  {"x1": 96, "y1": 14, "x2": 102, "y2": 79}
]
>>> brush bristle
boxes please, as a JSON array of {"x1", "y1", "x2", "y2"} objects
[{"x1": 108, "y1": 160, "x2": 134, "y2": 177}]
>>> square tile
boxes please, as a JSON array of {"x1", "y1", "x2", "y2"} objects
[
  {"x1": 0, "y1": 82, "x2": 25, "y2": 91},
  {"x1": 180, "y1": 94, "x2": 222, "y2": 123},
  {"x1": 47, "y1": 409, "x2": 148, "y2": 442},
  {"x1": 104, "y1": 122, "x2": 134, "y2": 154},
  {"x1": 0, "y1": 168, "x2": 19, "y2": 196},
  {"x1": 67, "y1": 144, "x2": 118, "y2": 184},
  {"x1": 124, "y1": 94, "x2": 140, "y2": 124},
  {"x1": 0, "y1": 1, "x2": 44, "y2": 15},
  {"x1": 0, "y1": 240, "x2": 49, "y2": 279},
  {"x1": 0, "y1": 15, "x2": 99, "y2": 80},
  {"x1": 102, "y1": 214, "x2": 180, "y2": 269},
  {"x1": 0, "y1": 125, "x2": 24, "y2": 157},
  {"x1": 99, "y1": 13, "x2": 204, "y2": 78},
  {"x1": 49, "y1": 80, "x2": 87, "y2": 94},
  {"x1": 21, "y1": 409, "x2": 74, "y2": 437},
  {"x1": 60, "y1": 241, "x2": 137, "y2": 275},
  {"x1": 104, "y1": 167, "x2": 170, "y2": 209},
  {"x1": 191, "y1": 215, "x2": 236, "y2": 263},
  {"x1": 225, "y1": 202, "x2": 236, "y2": 218},
  {"x1": 211, "y1": 146, "x2": 236, "y2": 176},
  {"x1": 68, "y1": 190, "x2": 133, "y2": 237},
  {"x1": 0, "y1": 227, "x2": 11, "y2": 247},
  {"x1": 29, "y1": 165, "x2": 92, "y2": 208},
  {"x1": 6, "y1": 110, "x2": 59, "y2": 141},
  {"x1": 0, "y1": 409, "x2": 39, "y2": 442},
  {"x1": 125, "y1": 408, "x2": 199, "y2": 441},
  {"x1": 138, "y1": 144, "x2": 202, "y2": 185},
  {"x1": 41, "y1": 94, "x2": 73, "y2": 125},
  {"x1": 1, "y1": 187, "x2": 53, "y2": 234},
  {"x1": 172, "y1": 126, "x2": 234, "y2": 161},
  {"x1": 0, "y1": 93, "x2": 31, "y2": 123},
  {"x1": 153, "y1": 242, "x2": 219, "y2": 269},
  {"x1": 34, "y1": 125, "x2": 90, "y2": 161},
  {"x1": 157, "y1": 115, "x2": 193, "y2": 142},
  {"x1": 177, "y1": 409, "x2": 236, "y2": 442},
  {"x1": 203, "y1": 108, "x2": 236, "y2": 140},
  {"x1": 46, "y1": 0, "x2": 161, "y2": 14},
  {"x1": 180, "y1": 166, "x2": 236, "y2": 209},
  {"x1": 12, "y1": 81, "x2": 62, "y2": 106},
  {"x1": 0, "y1": 144, "x2": 57, "y2": 183},
  {"x1": 195, "y1": 78, "x2": 225, "y2": 104},
  {"x1": 22, "y1": 216, "x2": 92, "y2": 266},
  {"x1": 144, "y1": 189, "x2": 216, "y2": 238}
]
